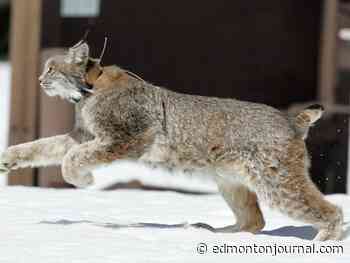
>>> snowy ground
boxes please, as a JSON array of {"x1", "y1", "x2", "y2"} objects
[{"x1": 0, "y1": 187, "x2": 349, "y2": 263}]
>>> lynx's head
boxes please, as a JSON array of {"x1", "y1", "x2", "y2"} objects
[{"x1": 39, "y1": 40, "x2": 92, "y2": 103}]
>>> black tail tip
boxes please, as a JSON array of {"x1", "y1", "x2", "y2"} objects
[{"x1": 306, "y1": 104, "x2": 324, "y2": 111}]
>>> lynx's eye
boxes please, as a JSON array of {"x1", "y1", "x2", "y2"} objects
[{"x1": 47, "y1": 66, "x2": 54, "y2": 74}]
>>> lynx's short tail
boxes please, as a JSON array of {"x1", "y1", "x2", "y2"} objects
[{"x1": 293, "y1": 104, "x2": 324, "y2": 140}]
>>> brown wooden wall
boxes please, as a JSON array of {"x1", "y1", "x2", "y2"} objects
[
  {"x1": 9, "y1": 0, "x2": 42, "y2": 185},
  {"x1": 42, "y1": 0, "x2": 322, "y2": 107}
]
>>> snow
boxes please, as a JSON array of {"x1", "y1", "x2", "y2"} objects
[{"x1": 0, "y1": 187, "x2": 349, "y2": 262}]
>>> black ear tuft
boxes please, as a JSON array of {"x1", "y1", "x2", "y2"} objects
[{"x1": 306, "y1": 104, "x2": 324, "y2": 111}]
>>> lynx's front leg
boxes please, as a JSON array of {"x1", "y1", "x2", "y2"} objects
[
  {"x1": 62, "y1": 138, "x2": 146, "y2": 188},
  {"x1": 0, "y1": 134, "x2": 77, "y2": 173}
]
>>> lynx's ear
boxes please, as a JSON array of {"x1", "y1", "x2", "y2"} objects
[{"x1": 65, "y1": 41, "x2": 90, "y2": 65}]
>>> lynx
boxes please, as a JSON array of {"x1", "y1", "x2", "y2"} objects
[{"x1": 0, "y1": 40, "x2": 343, "y2": 241}]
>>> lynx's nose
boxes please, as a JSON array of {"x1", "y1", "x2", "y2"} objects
[{"x1": 38, "y1": 75, "x2": 44, "y2": 85}]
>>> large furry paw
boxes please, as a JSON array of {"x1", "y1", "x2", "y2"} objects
[
  {"x1": 76, "y1": 174, "x2": 94, "y2": 188},
  {"x1": 190, "y1": 223, "x2": 249, "y2": 233},
  {"x1": 0, "y1": 162, "x2": 9, "y2": 173},
  {"x1": 313, "y1": 223, "x2": 343, "y2": 241},
  {"x1": 0, "y1": 165, "x2": 9, "y2": 174},
  {"x1": 63, "y1": 172, "x2": 94, "y2": 188},
  {"x1": 214, "y1": 224, "x2": 263, "y2": 234},
  {"x1": 314, "y1": 207, "x2": 343, "y2": 241},
  {"x1": 313, "y1": 227, "x2": 343, "y2": 241},
  {"x1": 191, "y1": 222, "x2": 264, "y2": 234},
  {"x1": 0, "y1": 150, "x2": 19, "y2": 173}
]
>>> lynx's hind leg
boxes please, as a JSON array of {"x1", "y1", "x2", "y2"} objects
[
  {"x1": 214, "y1": 176, "x2": 265, "y2": 234},
  {"x1": 261, "y1": 139, "x2": 343, "y2": 241}
]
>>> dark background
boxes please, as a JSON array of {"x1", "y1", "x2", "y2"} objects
[
  {"x1": 42, "y1": 1, "x2": 321, "y2": 107},
  {"x1": 0, "y1": 2, "x2": 9, "y2": 59}
]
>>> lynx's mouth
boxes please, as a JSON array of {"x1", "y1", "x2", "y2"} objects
[
  {"x1": 40, "y1": 82, "x2": 83, "y2": 104},
  {"x1": 41, "y1": 85, "x2": 55, "y2": 96}
]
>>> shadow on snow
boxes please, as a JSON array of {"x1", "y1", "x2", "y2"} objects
[{"x1": 38, "y1": 219, "x2": 332, "y2": 240}]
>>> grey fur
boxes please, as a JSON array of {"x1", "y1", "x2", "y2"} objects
[{"x1": 0, "y1": 41, "x2": 343, "y2": 241}]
